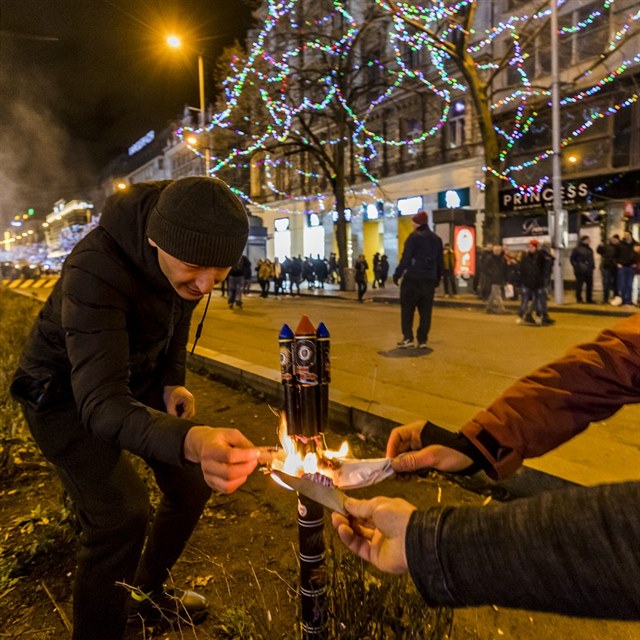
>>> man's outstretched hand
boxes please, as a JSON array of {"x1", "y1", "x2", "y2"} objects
[{"x1": 183, "y1": 426, "x2": 260, "y2": 493}]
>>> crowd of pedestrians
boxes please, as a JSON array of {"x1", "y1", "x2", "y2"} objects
[{"x1": 219, "y1": 227, "x2": 640, "y2": 328}]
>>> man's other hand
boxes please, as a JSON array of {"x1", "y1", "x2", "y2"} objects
[
  {"x1": 386, "y1": 420, "x2": 474, "y2": 474},
  {"x1": 164, "y1": 385, "x2": 195, "y2": 418},
  {"x1": 183, "y1": 426, "x2": 260, "y2": 493}
]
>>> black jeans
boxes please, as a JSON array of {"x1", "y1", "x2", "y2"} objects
[
  {"x1": 574, "y1": 271, "x2": 593, "y2": 302},
  {"x1": 21, "y1": 398, "x2": 211, "y2": 640},
  {"x1": 400, "y1": 278, "x2": 437, "y2": 343},
  {"x1": 356, "y1": 279, "x2": 367, "y2": 301}
]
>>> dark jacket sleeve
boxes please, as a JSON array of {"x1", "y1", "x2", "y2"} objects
[
  {"x1": 461, "y1": 314, "x2": 640, "y2": 479},
  {"x1": 62, "y1": 252, "x2": 198, "y2": 466},
  {"x1": 393, "y1": 235, "x2": 416, "y2": 280},
  {"x1": 406, "y1": 481, "x2": 640, "y2": 619}
]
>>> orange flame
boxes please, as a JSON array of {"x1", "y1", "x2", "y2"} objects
[{"x1": 274, "y1": 412, "x2": 348, "y2": 479}]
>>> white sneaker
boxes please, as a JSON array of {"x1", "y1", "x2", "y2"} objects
[{"x1": 396, "y1": 338, "x2": 414, "y2": 349}]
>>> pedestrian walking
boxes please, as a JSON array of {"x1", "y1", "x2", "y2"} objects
[
  {"x1": 372, "y1": 252, "x2": 381, "y2": 288},
  {"x1": 442, "y1": 242, "x2": 457, "y2": 297},
  {"x1": 257, "y1": 258, "x2": 274, "y2": 297},
  {"x1": 615, "y1": 230, "x2": 637, "y2": 306},
  {"x1": 378, "y1": 254, "x2": 390, "y2": 288},
  {"x1": 328, "y1": 252, "x2": 338, "y2": 284},
  {"x1": 242, "y1": 254, "x2": 252, "y2": 295},
  {"x1": 272, "y1": 257, "x2": 284, "y2": 296},
  {"x1": 228, "y1": 255, "x2": 249, "y2": 309},
  {"x1": 281, "y1": 256, "x2": 292, "y2": 294},
  {"x1": 518, "y1": 239, "x2": 554, "y2": 325},
  {"x1": 597, "y1": 234, "x2": 620, "y2": 304},
  {"x1": 303, "y1": 257, "x2": 316, "y2": 289},
  {"x1": 9, "y1": 177, "x2": 262, "y2": 639},
  {"x1": 314, "y1": 255, "x2": 328, "y2": 289},
  {"x1": 392, "y1": 210, "x2": 443, "y2": 348},
  {"x1": 484, "y1": 245, "x2": 509, "y2": 314},
  {"x1": 355, "y1": 254, "x2": 369, "y2": 302},
  {"x1": 570, "y1": 235, "x2": 595, "y2": 303},
  {"x1": 290, "y1": 256, "x2": 303, "y2": 295}
]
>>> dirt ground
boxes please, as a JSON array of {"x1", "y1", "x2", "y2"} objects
[{"x1": 1, "y1": 370, "x2": 638, "y2": 640}]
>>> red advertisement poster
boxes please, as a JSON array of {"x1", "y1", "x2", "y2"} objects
[{"x1": 454, "y1": 225, "x2": 475, "y2": 277}]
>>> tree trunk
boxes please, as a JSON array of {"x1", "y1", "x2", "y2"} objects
[
  {"x1": 333, "y1": 138, "x2": 349, "y2": 289},
  {"x1": 460, "y1": 53, "x2": 502, "y2": 244}
]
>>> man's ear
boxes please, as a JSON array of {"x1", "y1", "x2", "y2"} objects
[{"x1": 148, "y1": 237, "x2": 158, "y2": 248}]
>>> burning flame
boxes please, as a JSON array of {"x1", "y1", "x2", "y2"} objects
[{"x1": 274, "y1": 412, "x2": 349, "y2": 480}]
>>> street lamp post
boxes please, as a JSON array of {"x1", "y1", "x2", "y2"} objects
[
  {"x1": 550, "y1": 1, "x2": 564, "y2": 304},
  {"x1": 168, "y1": 35, "x2": 210, "y2": 176}
]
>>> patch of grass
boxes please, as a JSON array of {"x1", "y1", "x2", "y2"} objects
[{"x1": 0, "y1": 290, "x2": 41, "y2": 477}]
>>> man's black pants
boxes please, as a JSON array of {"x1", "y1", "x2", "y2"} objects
[
  {"x1": 21, "y1": 399, "x2": 211, "y2": 640},
  {"x1": 400, "y1": 278, "x2": 437, "y2": 344}
]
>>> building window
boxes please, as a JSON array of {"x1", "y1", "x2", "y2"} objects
[
  {"x1": 559, "y1": 1, "x2": 610, "y2": 67},
  {"x1": 446, "y1": 101, "x2": 466, "y2": 148}
]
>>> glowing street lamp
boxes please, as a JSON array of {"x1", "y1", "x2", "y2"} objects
[{"x1": 167, "y1": 34, "x2": 210, "y2": 175}]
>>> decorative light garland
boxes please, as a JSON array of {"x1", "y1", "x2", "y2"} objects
[{"x1": 175, "y1": 0, "x2": 639, "y2": 211}]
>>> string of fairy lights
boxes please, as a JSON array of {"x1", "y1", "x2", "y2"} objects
[{"x1": 176, "y1": 0, "x2": 640, "y2": 210}]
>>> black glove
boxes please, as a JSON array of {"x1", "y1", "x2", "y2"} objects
[
  {"x1": 392, "y1": 276, "x2": 400, "y2": 286},
  {"x1": 419, "y1": 421, "x2": 489, "y2": 475}
]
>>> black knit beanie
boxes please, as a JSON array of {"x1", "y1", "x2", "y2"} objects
[{"x1": 147, "y1": 177, "x2": 249, "y2": 267}]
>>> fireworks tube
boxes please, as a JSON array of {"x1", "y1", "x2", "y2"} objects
[
  {"x1": 279, "y1": 323, "x2": 301, "y2": 436},
  {"x1": 294, "y1": 315, "x2": 319, "y2": 439},
  {"x1": 298, "y1": 492, "x2": 327, "y2": 639},
  {"x1": 316, "y1": 322, "x2": 330, "y2": 432}
]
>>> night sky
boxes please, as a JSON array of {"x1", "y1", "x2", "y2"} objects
[{"x1": 0, "y1": 0, "x2": 255, "y2": 224}]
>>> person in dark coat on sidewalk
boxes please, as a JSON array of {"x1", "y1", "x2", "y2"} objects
[
  {"x1": 355, "y1": 254, "x2": 369, "y2": 302},
  {"x1": 570, "y1": 235, "x2": 595, "y2": 303},
  {"x1": 597, "y1": 234, "x2": 620, "y2": 303},
  {"x1": 518, "y1": 239, "x2": 554, "y2": 325},
  {"x1": 615, "y1": 230, "x2": 637, "y2": 305},
  {"x1": 393, "y1": 210, "x2": 444, "y2": 348},
  {"x1": 442, "y1": 242, "x2": 457, "y2": 297},
  {"x1": 483, "y1": 245, "x2": 509, "y2": 314},
  {"x1": 10, "y1": 177, "x2": 263, "y2": 640}
]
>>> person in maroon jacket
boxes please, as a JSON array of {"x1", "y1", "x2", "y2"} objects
[{"x1": 333, "y1": 314, "x2": 640, "y2": 619}]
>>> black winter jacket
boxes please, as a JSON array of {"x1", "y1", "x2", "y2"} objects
[
  {"x1": 11, "y1": 182, "x2": 200, "y2": 466},
  {"x1": 570, "y1": 244, "x2": 594, "y2": 275},
  {"x1": 615, "y1": 239, "x2": 637, "y2": 267},
  {"x1": 483, "y1": 253, "x2": 508, "y2": 286},
  {"x1": 393, "y1": 225, "x2": 444, "y2": 283},
  {"x1": 519, "y1": 251, "x2": 545, "y2": 289}
]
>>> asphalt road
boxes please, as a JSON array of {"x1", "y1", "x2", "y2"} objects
[{"x1": 193, "y1": 292, "x2": 640, "y2": 487}]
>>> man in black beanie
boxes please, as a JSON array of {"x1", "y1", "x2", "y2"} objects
[{"x1": 11, "y1": 177, "x2": 261, "y2": 639}]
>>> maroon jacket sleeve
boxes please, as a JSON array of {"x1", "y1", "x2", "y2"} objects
[{"x1": 461, "y1": 314, "x2": 640, "y2": 479}]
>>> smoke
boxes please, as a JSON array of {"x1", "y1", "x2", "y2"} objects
[{"x1": 0, "y1": 53, "x2": 96, "y2": 226}]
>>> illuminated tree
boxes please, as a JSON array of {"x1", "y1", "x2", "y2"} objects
[
  {"x1": 181, "y1": 0, "x2": 640, "y2": 259},
  {"x1": 375, "y1": 0, "x2": 640, "y2": 241},
  {"x1": 178, "y1": 0, "x2": 454, "y2": 283}
]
